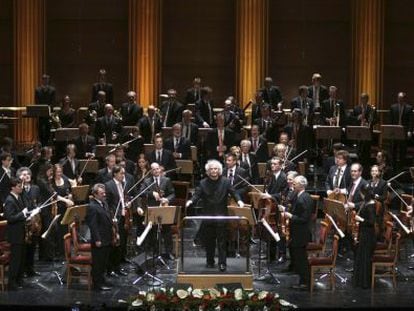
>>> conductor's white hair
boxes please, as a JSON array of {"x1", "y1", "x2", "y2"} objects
[
  {"x1": 287, "y1": 171, "x2": 298, "y2": 179},
  {"x1": 205, "y1": 159, "x2": 223, "y2": 175},
  {"x1": 294, "y1": 175, "x2": 308, "y2": 188}
]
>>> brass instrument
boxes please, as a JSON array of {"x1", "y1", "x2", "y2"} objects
[
  {"x1": 50, "y1": 110, "x2": 61, "y2": 129},
  {"x1": 335, "y1": 103, "x2": 340, "y2": 127},
  {"x1": 113, "y1": 109, "x2": 122, "y2": 121},
  {"x1": 88, "y1": 109, "x2": 98, "y2": 123},
  {"x1": 368, "y1": 105, "x2": 376, "y2": 128}
]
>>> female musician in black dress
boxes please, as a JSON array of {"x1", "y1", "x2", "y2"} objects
[
  {"x1": 58, "y1": 95, "x2": 76, "y2": 128},
  {"x1": 353, "y1": 184, "x2": 377, "y2": 289}
]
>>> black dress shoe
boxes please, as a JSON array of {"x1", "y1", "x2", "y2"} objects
[
  {"x1": 219, "y1": 264, "x2": 227, "y2": 272},
  {"x1": 94, "y1": 285, "x2": 112, "y2": 291},
  {"x1": 107, "y1": 271, "x2": 119, "y2": 278},
  {"x1": 291, "y1": 284, "x2": 308, "y2": 290},
  {"x1": 115, "y1": 269, "x2": 128, "y2": 276}
]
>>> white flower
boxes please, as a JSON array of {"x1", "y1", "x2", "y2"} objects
[
  {"x1": 146, "y1": 292, "x2": 155, "y2": 302},
  {"x1": 192, "y1": 289, "x2": 204, "y2": 298},
  {"x1": 222, "y1": 287, "x2": 228, "y2": 295},
  {"x1": 209, "y1": 288, "x2": 221, "y2": 299},
  {"x1": 234, "y1": 288, "x2": 243, "y2": 301},
  {"x1": 258, "y1": 291, "x2": 268, "y2": 300},
  {"x1": 279, "y1": 299, "x2": 297, "y2": 308},
  {"x1": 177, "y1": 289, "x2": 189, "y2": 299},
  {"x1": 131, "y1": 298, "x2": 143, "y2": 307},
  {"x1": 248, "y1": 292, "x2": 255, "y2": 299},
  {"x1": 169, "y1": 288, "x2": 174, "y2": 294},
  {"x1": 139, "y1": 291, "x2": 146, "y2": 296}
]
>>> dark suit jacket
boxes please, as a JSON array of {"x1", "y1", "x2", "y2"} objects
[
  {"x1": 307, "y1": 85, "x2": 329, "y2": 107},
  {"x1": 164, "y1": 136, "x2": 191, "y2": 160},
  {"x1": 95, "y1": 168, "x2": 112, "y2": 184},
  {"x1": 35, "y1": 85, "x2": 56, "y2": 107},
  {"x1": 205, "y1": 128, "x2": 236, "y2": 160},
  {"x1": 140, "y1": 176, "x2": 175, "y2": 207},
  {"x1": 290, "y1": 191, "x2": 313, "y2": 247},
  {"x1": 0, "y1": 167, "x2": 15, "y2": 205},
  {"x1": 390, "y1": 103, "x2": 413, "y2": 132},
  {"x1": 21, "y1": 184, "x2": 41, "y2": 210},
  {"x1": 185, "y1": 88, "x2": 202, "y2": 104},
  {"x1": 91, "y1": 82, "x2": 113, "y2": 104},
  {"x1": 104, "y1": 174, "x2": 136, "y2": 216},
  {"x1": 351, "y1": 104, "x2": 378, "y2": 128},
  {"x1": 348, "y1": 178, "x2": 369, "y2": 211},
  {"x1": 179, "y1": 121, "x2": 198, "y2": 146},
  {"x1": 249, "y1": 136, "x2": 268, "y2": 162},
  {"x1": 120, "y1": 102, "x2": 143, "y2": 126},
  {"x1": 88, "y1": 100, "x2": 106, "y2": 118},
  {"x1": 160, "y1": 100, "x2": 183, "y2": 127},
  {"x1": 253, "y1": 117, "x2": 277, "y2": 141},
  {"x1": 4, "y1": 194, "x2": 27, "y2": 244},
  {"x1": 195, "y1": 99, "x2": 215, "y2": 127},
  {"x1": 266, "y1": 171, "x2": 288, "y2": 203},
  {"x1": 85, "y1": 198, "x2": 113, "y2": 246},
  {"x1": 59, "y1": 157, "x2": 80, "y2": 180},
  {"x1": 290, "y1": 96, "x2": 315, "y2": 125},
  {"x1": 73, "y1": 135, "x2": 96, "y2": 159},
  {"x1": 138, "y1": 115, "x2": 162, "y2": 143},
  {"x1": 94, "y1": 116, "x2": 123, "y2": 144},
  {"x1": 259, "y1": 86, "x2": 282, "y2": 108},
  {"x1": 369, "y1": 179, "x2": 387, "y2": 202},
  {"x1": 223, "y1": 166, "x2": 250, "y2": 197},
  {"x1": 325, "y1": 164, "x2": 352, "y2": 192},
  {"x1": 321, "y1": 99, "x2": 347, "y2": 127},
  {"x1": 283, "y1": 123, "x2": 312, "y2": 154},
  {"x1": 240, "y1": 152, "x2": 259, "y2": 184},
  {"x1": 58, "y1": 108, "x2": 76, "y2": 128},
  {"x1": 147, "y1": 149, "x2": 177, "y2": 175}
]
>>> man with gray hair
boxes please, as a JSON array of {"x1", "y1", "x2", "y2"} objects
[
  {"x1": 282, "y1": 175, "x2": 312, "y2": 290},
  {"x1": 186, "y1": 159, "x2": 244, "y2": 272}
]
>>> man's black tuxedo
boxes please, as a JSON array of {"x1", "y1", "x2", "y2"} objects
[
  {"x1": 147, "y1": 149, "x2": 177, "y2": 176},
  {"x1": 88, "y1": 101, "x2": 106, "y2": 119},
  {"x1": 73, "y1": 135, "x2": 96, "y2": 159},
  {"x1": 185, "y1": 87, "x2": 202, "y2": 104},
  {"x1": 91, "y1": 82, "x2": 113, "y2": 104},
  {"x1": 325, "y1": 165, "x2": 352, "y2": 192},
  {"x1": 164, "y1": 136, "x2": 191, "y2": 160},
  {"x1": 240, "y1": 152, "x2": 260, "y2": 184},
  {"x1": 321, "y1": 99, "x2": 347, "y2": 127},
  {"x1": 160, "y1": 100, "x2": 183, "y2": 127},
  {"x1": 138, "y1": 115, "x2": 162, "y2": 143},
  {"x1": 307, "y1": 85, "x2": 329, "y2": 107},
  {"x1": 265, "y1": 171, "x2": 288, "y2": 203},
  {"x1": 390, "y1": 103, "x2": 413, "y2": 131},
  {"x1": 179, "y1": 121, "x2": 198, "y2": 146},
  {"x1": 223, "y1": 166, "x2": 250, "y2": 198},
  {"x1": 59, "y1": 157, "x2": 80, "y2": 180},
  {"x1": 205, "y1": 128, "x2": 236, "y2": 160},
  {"x1": 195, "y1": 99, "x2": 215, "y2": 127},
  {"x1": 0, "y1": 166, "x2": 15, "y2": 206},
  {"x1": 85, "y1": 198, "x2": 113, "y2": 247},
  {"x1": 259, "y1": 86, "x2": 282, "y2": 109},
  {"x1": 347, "y1": 178, "x2": 369, "y2": 211},
  {"x1": 290, "y1": 96, "x2": 315, "y2": 125},
  {"x1": 95, "y1": 168, "x2": 113, "y2": 184},
  {"x1": 249, "y1": 136, "x2": 268, "y2": 162},
  {"x1": 120, "y1": 102, "x2": 143, "y2": 126},
  {"x1": 94, "y1": 116, "x2": 123, "y2": 144}
]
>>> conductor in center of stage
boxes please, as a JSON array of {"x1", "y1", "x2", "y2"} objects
[{"x1": 186, "y1": 158, "x2": 244, "y2": 272}]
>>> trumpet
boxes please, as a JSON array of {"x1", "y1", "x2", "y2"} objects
[
  {"x1": 50, "y1": 111, "x2": 61, "y2": 129},
  {"x1": 113, "y1": 109, "x2": 122, "y2": 121}
]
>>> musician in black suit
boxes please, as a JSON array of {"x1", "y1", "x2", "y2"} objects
[
  {"x1": 87, "y1": 91, "x2": 107, "y2": 126},
  {"x1": 95, "y1": 104, "x2": 123, "y2": 144},
  {"x1": 369, "y1": 165, "x2": 387, "y2": 236},
  {"x1": 186, "y1": 159, "x2": 244, "y2": 272},
  {"x1": 325, "y1": 150, "x2": 352, "y2": 197},
  {"x1": 164, "y1": 123, "x2": 191, "y2": 160},
  {"x1": 179, "y1": 109, "x2": 198, "y2": 146},
  {"x1": 253, "y1": 104, "x2": 278, "y2": 141},
  {"x1": 205, "y1": 113, "x2": 236, "y2": 160},
  {"x1": 321, "y1": 86, "x2": 347, "y2": 127},
  {"x1": 120, "y1": 91, "x2": 143, "y2": 126},
  {"x1": 307, "y1": 73, "x2": 329, "y2": 110},
  {"x1": 259, "y1": 77, "x2": 282, "y2": 110},
  {"x1": 290, "y1": 85, "x2": 314, "y2": 127},
  {"x1": 4, "y1": 178, "x2": 31, "y2": 290},
  {"x1": 345, "y1": 163, "x2": 369, "y2": 213},
  {"x1": 122, "y1": 127, "x2": 144, "y2": 162},
  {"x1": 17, "y1": 167, "x2": 41, "y2": 277},
  {"x1": 0, "y1": 152, "x2": 15, "y2": 207},
  {"x1": 240, "y1": 140, "x2": 260, "y2": 184},
  {"x1": 249, "y1": 125, "x2": 268, "y2": 162},
  {"x1": 282, "y1": 175, "x2": 313, "y2": 290},
  {"x1": 35, "y1": 74, "x2": 56, "y2": 146},
  {"x1": 105, "y1": 165, "x2": 136, "y2": 277},
  {"x1": 350, "y1": 93, "x2": 377, "y2": 165},
  {"x1": 160, "y1": 89, "x2": 183, "y2": 127},
  {"x1": 283, "y1": 109, "x2": 313, "y2": 157},
  {"x1": 59, "y1": 144, "x2": 81, "y2": 184},
  {"x1": 114, "y1": 145, "x2": 136, "y2": 176},
  {"x1": 85, "y1": 184, "x2": 113, "y2": 291},
  {"x1": 223, "y1": 153, "x2": 250, "y2": 198},
  {"x1": 195, "y1": 86, "x2": 215, "y2": 128},
  {"x1": 223, "y1": 97, "x2": 245, "y2": 134},
  {"x1": 389, "y1": 92, "x2": 413, "y2": 166},
  {"x1": 140, "y1": 162, "x2": 176, "y2": 259},
  {"x1": 147, "y1": 135, "x2": 177, "y2": 178},
  {"x1": 95, "y1": 154, "x2": 116, "y2": 184},
  {"x1": 91, "y1": 69, "x2": 113, "y2": 104},
  {"x1": 138, "y1": 105, "x2": 162, "y2": 143},
  {"x1": 73, "y1": 123, "x2": 96, "y2": 159},
  {"x1": 184, "y1": 77, "x2": 202, "y2": 105}
]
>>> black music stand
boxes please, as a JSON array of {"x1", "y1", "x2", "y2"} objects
[
  {"x1": 227, "y1": 205, "x2": 255, "y2": 258},
  {"x1": 346, "y1": 126, "x2": 371, "y2": 159},
  {"x1": 146, "y1": 206, "x2": 177, "y2": 272},
  {"x1": 315, "y1": 126, "x2": 342, "y2": 154},
  {"x1": 26, "y1": 105, "x2": 50, "y2": 117},
  {"x1": 381, "y1": 125, "x2": 405, "y2": 160}
]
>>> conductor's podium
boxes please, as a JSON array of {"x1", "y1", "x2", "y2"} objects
[{"x1": 177, "y1": 214, "x2": 254, "y2": 289}]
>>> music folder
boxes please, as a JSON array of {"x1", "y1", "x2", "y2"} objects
[
  {"x1": 146, "y1": 206, "x2": 177, "y2": 225},
  {"x1": 61, "y1": 204, "x2": 88, "y2": 225},
  {"x1": 227, "y1": 204, "x2": 256, "y2": 226}
]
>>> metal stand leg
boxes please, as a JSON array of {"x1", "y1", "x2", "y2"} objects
[
  {"x1": 255, "y1": 222, "x2": 280, "y2": 284},
  {"x1": 236, "y1": 225, "x2": 241, "y2": 258},
  {"x1": 318, "y1": 271, "x2": 347, "y2": 284}
]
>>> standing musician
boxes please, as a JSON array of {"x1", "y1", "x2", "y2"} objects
[
  {"x1": 259, "y1": 77, "x2": 283, "y2": 110},
  {"x1": 321, "y1": 86, "x2": 347, "y2": 127},
  {"x1": 267, "y1": 144, "x2": 296, "y2": 173},
  {"x1": 205, "y1": 113, "x2": 236, "y2": 161},
  {"x1": 87, "y1": 90, "x2": 107, "y2": 125},
  {"x1": 85, "y1": 183, "x2": 113, "y2": 291},
  {"x1": 368, "y1": 165, "x2": 387, "y2": 237},
  {"x1": 73, "y1": 123, "x2": 96, "y2": 159},
  {"x1": 325, "y1": 150, "x2": 352, "y2": 200},
  {"x1": 147, "y1": 134, "x2": 177, "y2": 179},
  {"x1": 282, "y1": 175, "x2": 313, "y2": 290},
  {"x1": 184, "y1": 77, "x2": 202, "y2": 105},
  {"x1": 253, "y1": 104, "x2": 277, "y2": 141},
  {"x1": 140, "y1": 162, "x2": 176, "y2": 260},
  {"x1": 91, "y1": 68, "x2": 113, "y2": 104},
  {"x1": 17, "y1": 167, "x2": 41, "y2": 277},
  {"x1": 240, "y1": 140, "x2": 259, "y2": 184},
  {"x1": 249, "y1": 125, "x2": 268, "y2": 163},
  {"x1": 261, "y1": 157, "x2": 288, "y2": 262},
  {"x1": 290, "y1": 86, "x2": 314, "y2": 127},
  {"x1": 105, "y1": 165, "x2": 135, "y2": 277},
  {"x1": 195, "y1": 86, "x2": 215, "y2": 128},
  {"x1": 59, "y1": 144, "x2": 82, "y2": 186},
  {"x1": 96, "y1": 154, "x2": 116, "y2": 184},
  {"x1": 186, "y1": 159, "x2": 244, "y2": 272},
  {"x1": 94, "y1": 104, "x2": 123, "y2": 145},
  {"x1": 164, "y1": 123, "x2": 192, "y2": 160},
  {"x1": 160, "y1": 89, "x2": 183, "y2": 128},
  {"x1": 0, "y1": 152, "x2": 15, "y2": 207},
  {"x1": 35, "y1": 74, "x2": 56, "y2": 146},
  {"x1": 138, "y1": 105, "x2": 163, "y2": 144},
  {"x1": 120, "y1": 91, "x2": 143, "y2": 126},
  {"x1": 179, "y1": 110, "x2": 199, "y2": 146},
  {"x1": 283, "y1": 109, "x2": 312, "y2": 157},
  {"x1": 307, "y1": 73, "x2": 329, "y2": 111},
  {"x1": 223, "y1": 153, "x2": 250, "y2": 198},
  {"x1": 4, "y1": 178, "x2": 32, "y2": 290},
  {"x1": 352, "y1": 185, "x2": 377, "y2": 289},
  {"x1": 114, "y1": 145, "x2": 136, "y2": 176}
]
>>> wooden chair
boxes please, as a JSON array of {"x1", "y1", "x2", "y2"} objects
[
  {"x1": 171, "y1": 181, "x2": 190, "y2": 256},
  {"x1": 307, "y1": 220, "x2": 330, "y2": 257},
  {"x1": 374, "y1": 221, "x2": 393, "y2": 255},
  {"x1": 70, "y1": 222, "x2": 91, "y2": 255},
  {"x1": 0, "y1": 221, "x2": 10, "y2": 253},
  {"x1": 371, "y1": 233, "x2": 402, "y2": 289},
  {"x1": 0, "y1": 251, "x2": 10, "y2": 291},
  {"x1": 64, "y1": 233, "x2": 92, "y2": 290},
  {"x1": 308, "y1": 234, "x2": 340, "y2": 294}
]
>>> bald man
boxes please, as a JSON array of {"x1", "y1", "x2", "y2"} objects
[{"x1": 120, "y1": 91, "x2": 143, "y2": 126}]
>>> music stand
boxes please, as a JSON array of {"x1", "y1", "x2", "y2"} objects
[
  {"x1": 71, "y1": 185, "x2": 90, "y2": 203},
  {"x1": 95, "y1": 145, "x2": 115, "y2": 158},
  {"x1": 346, "y1": 126, "x2": 372, "y2": 141},
  {"x1": 162, "y1": 127, "x2": 173, "y2": 138},
  {"x1": 123, "y1": 126, "x2": 139, "y2": 137},
  {"x1": 61, "y1": 204, "x2": 88, "y2": 226},
  {"x1": 315, "y1": 126, "x2": 342, "y2": 154},
  {"x1": 228, "y1": 205, "x2": 255, "y2": 258},
  {"x1": 78, "y1": 159, "x2": 99, "y2": 174},
  {"x1": 54, "y1": 128, "x2": 79, "y2": 142},
  {"x1": 146, "y1": 206, "x2": 177, "y2": 272},
  {"x1": 322, "y1": 198, "x2": 348, "y2": 283},
  {"x1": 380, "y1": 125, "x2": 405, "y2": 155},
  {"x1": 144, "y1": 143, "x2": 155, "y2": 155},
  {"x1": 25, "y1": 105, "x2": 50, "y2": 117}
]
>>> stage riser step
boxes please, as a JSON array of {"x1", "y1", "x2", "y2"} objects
[{"x1": 177, "y1": 273, "x2": 253, "y2": 290}]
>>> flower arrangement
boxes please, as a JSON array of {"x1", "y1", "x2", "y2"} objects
[{"x1": 129, "y1": 287, "x2": 296, "y2": 310}]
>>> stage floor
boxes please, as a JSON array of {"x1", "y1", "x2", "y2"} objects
[{"x1": 1, "y1": 232, "x2": 414, "y2": 309}]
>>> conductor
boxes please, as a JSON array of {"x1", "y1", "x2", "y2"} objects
[{"x1": 186, "y1": 159, "x2": 244, "y2": 272}]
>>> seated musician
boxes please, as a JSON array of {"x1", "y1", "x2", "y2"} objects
[
  {"x1": 374, "y1": 149, "x2": 393, "y2": 181},
  {"x1": 223, "y1": 96, "x2": 245, "y2": 134},
  {"x1": 59, "y1": 144, "x2": 81, "y2": 186},
  {"x1": 114, "y1": 145, "x2": 136, "y2": 176},
  {"x1": 186, "y1": 159, "x2": 244, "y2": 272},
  {"x1": 31, "y1": 146, "x2": 53, "y2": 182},
  {"x1": 86, "y1": 90, "x2": 106, "y2": 126},
  {"x1": 163, "y1": 123, "x2": 191, "y2": 160},
  {"x1": 249, "y1": 125, "x2": 268, "y2": 163},
  {"x1": 184, "y1": 76, "x2": 202, "y2": 105},
  {"x1": 138, "y1": 105, "x2": 163, "y2": 144},
  {"x1": 94, "y1": 104, "x2": 123, "y2": 144},
  {"x1": 95, "y1": 154, "x2": 116, "y2": 184},
  {"x1": 261, "y1": 157, "x2": 288, "y2": 262},
  {"x1": 283, "y1": 109, "x2": 312, "y2": 158},
  {"x1": 140, "y1": 162, "x2": 176, "y2": 260},
  {"x1": 205, "y1": 113, "x2": 236, "y2": 161},
  {"x1": 104, "y1": 165, "x2": 136, "y2": 277},
  {"x1": 325, "y1": 150, "x2": 351, "y2": 199},
  {"x1": 73, "y1": 123, "x2": 96, "y2": 159}
]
